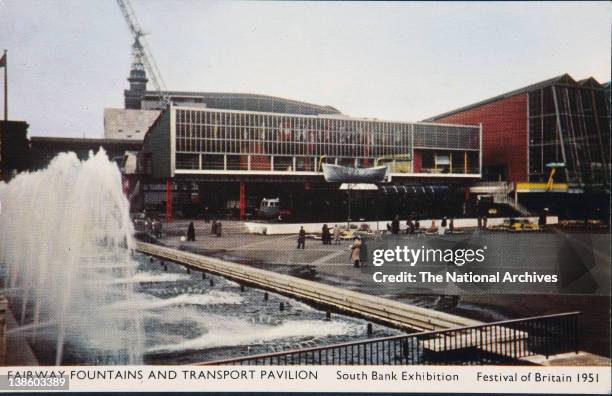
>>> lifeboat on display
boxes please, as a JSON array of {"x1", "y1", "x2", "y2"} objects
[{"x1": 322, "y1": 163, "x2": 388, "y2": 183}]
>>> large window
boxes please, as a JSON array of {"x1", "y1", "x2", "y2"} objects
[
  {"x1": 528, "y1": 84, "x2": 610, "y2": 186},
  {"x1": 174, "y1": 108, "x2": 480, "y2": 174}
]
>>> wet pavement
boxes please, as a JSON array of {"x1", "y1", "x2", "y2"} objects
[{"x1": 154, "y1": 224, "x2": 611, "y2": 357}]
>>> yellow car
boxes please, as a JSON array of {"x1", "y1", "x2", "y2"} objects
[{"x1": 508, "y1": 219, "x2": 539, "y2": 232}]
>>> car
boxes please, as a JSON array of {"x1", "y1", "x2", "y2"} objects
[{"x1": 131, "y1": 212, "x2": 148, "y2": 232}]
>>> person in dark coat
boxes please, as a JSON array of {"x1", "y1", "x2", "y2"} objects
[
  {"x1": 152, "y1": 217, "x2": 162, "y2": 238},
  {"x1": 187, "y1": 222, "x2": 196, "y2": 242},
  {"x1": 215, "y1": 222, "x2": 222, "y2": 237},
  {"x1": 359, "y1": 237, "x2": 368, "y2": 266},
  {"x1": 297, "y1": 226, "x2": 306, "y2": 249},
  {"x1": 391, "y1": 215, "x2": 400, "y2": 235},
  {"x1": 322, "y1": 224, "x2": 330, "y2": 244},
  {"x1": 538, "y1": 209, "x2": 548, "y2": 231}
]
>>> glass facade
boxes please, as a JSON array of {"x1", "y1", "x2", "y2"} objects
[
  {"x1": 528, "y1": 77, "x2": 610, "y2": 187},
  {"x1": 172, "y1": 107, "x2": 480, "y2": 175}
]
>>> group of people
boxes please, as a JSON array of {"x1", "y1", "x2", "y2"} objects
[
  {"x1": 139, "y1": 211, "x2": 163, "y2": 238},
  {"x1": 425, "y1": 217, "x2": 455, "y2": 235},
  {"x1": 185, "y1": 219, "x2": 223, "y2": 242},
  {"x1": 320, "y1": 224, "x2": 342, "y2": 245},
  {"x1": 388, "y1": 215, "x2": 422, "y2": 235},
  {"x1": 387, "y1": 215, "x2": 458, "y2": 235},
  {"x1": 296, "y1": 225, "x2": 367, "y2": 267}
]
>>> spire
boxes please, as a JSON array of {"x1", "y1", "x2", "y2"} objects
[{"x1": 124, "y1": 36, "x2": 148, "y2": 109}]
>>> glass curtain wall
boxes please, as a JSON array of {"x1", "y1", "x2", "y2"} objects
[
  {"x1": 174, "y1": 108, "x2": 480, "y2": 173},
  {"x1": 528, "y1": 80, "x2": 610, "y2": 187}
]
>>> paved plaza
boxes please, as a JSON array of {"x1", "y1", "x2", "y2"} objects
[{"x1": 150, "y1": 220, "x2": 611, "y2": 357}]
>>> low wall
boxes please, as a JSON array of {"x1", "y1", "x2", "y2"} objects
[{"x1": 245, "y1": 216, "x2": 559, "y2": 235}]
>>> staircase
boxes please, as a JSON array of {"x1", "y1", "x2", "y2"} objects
[
  {"x1": 472, "y1": 182, "x2": 532, "y2": 216},
  {"x1": 491, "y1": 182, "x2": 532, "y2": 216}
]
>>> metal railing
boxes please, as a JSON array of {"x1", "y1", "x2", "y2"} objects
[{"x1": 202, "y1": 312, "x2": 579, "y2": 366}]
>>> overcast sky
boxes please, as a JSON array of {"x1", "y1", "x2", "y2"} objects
[{"x1": 0, "y1": 1, "x2": 610, "y2": 138}]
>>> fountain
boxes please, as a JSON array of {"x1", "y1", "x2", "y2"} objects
[
  {"x1": 0, "y1": 150, "x2": 401, "y2": 365},
  {"x1": 0, "y1": 150, "x2": 143, "y2": 364}
]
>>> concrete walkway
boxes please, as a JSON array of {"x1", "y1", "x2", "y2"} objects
[{"x1": 136, "y1": 241, "x2": 482, "y2": 332}]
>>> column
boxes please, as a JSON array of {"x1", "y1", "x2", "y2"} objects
[
  {"x1": 165, "y1": 179, "x2": 172, "y2": 223},
  {"x1": 239, "y1": 182, "x2": 246, "y2": 220}
]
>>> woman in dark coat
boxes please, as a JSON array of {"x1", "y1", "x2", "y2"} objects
[{"x1": 187, "y1": 222, "x2": 196, "y2": 241}]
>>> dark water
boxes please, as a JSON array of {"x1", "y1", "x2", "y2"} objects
[{"x1": 7, "y1": 254, "x2": 402, "y2": 365}]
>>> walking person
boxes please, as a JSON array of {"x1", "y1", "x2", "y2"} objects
[
  {"x1": 350, "y1": 236, "x2": 362, "y2": 267},
  {"x1": 187, "y1": 221, "x2": 196, "y2": 242},
  {"x1": 297, "y1": 226, "x2": 306, "y2": 249},
  {"x1": 333, "y1": 225, "x2": 341, "y2": 245}
]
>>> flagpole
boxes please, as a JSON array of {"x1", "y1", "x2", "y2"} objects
[
  {"x1": 3, "y1": 49, "x2": 6, "y2": 122},
  {"x1": 1, "y1": 49, "x2": 5, "y2": 180}
]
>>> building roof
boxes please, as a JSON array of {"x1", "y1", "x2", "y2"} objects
[
  {"x1": 424, "y1": 74, "x2": 604, "y2": 121},
  {"x1": 143, "y1": 90, "x2": 340, "y2": 114}
]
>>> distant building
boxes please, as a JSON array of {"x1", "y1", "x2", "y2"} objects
[
  {"x1": 104, "y1": 108, "x2": 160, "y2": 140},
  {"x1": 29, "y1": 136, "x2": 141, "y2": 170},
  {"x1": 0, "y1": 120, "x2": 30, "y2": 180},
  {"x1": 137, "y1": 91, "x2": 341, "y2": 116},
  {"x1": 137, "y1": 105, "x2": 481, "y2": 220},
  {"x1": 426, "y1": 74, "x2": 610, "y2": 219},
  {"x1": 427, "y1": 74, "x2": 610, "y2": 190}
]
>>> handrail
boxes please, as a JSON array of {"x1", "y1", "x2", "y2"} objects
[{"x1": 200, "y1": 311, "x2": 581, "y2": 365}]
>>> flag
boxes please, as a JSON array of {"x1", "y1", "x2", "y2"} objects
[{"x1": 0, "y1": 53, "x2": 5, "y2": 68}]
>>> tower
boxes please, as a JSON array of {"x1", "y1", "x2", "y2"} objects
[{"x1": 124, "y1": 36, "x2": 148, "y2": 109}]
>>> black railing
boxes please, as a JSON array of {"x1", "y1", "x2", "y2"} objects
[{"x1": 202, "y1": 312, "x2": 580, "y2": 365}]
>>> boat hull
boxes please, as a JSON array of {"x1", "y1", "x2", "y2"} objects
[{"x1": 322, "y1": 164, "x2": 388, "y2": 183}]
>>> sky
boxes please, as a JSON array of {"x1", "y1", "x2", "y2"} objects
[{"x1": 0, "y1": 1, "x2": 610, "y2": 138}]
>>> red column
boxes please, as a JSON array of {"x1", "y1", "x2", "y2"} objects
[
  {"x1": 239, "y1": 182, "x2": 245, "y2": 220},
  {"x1": 165, "y1": 178, "x2": 172, "y2": 223}
]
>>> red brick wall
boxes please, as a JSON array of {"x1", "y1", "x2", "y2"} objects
[{"x1": 432, "y1": 93, "x2": 528, "y2": 183}]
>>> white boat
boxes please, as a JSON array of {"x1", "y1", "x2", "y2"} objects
[{"x1": 322, "y1": 163, "x2": 388, "y2": 183}]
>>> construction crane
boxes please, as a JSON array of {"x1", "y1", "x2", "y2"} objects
[{"x1": 116, "y1": 0, "x2": 170, "y2": 108}]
